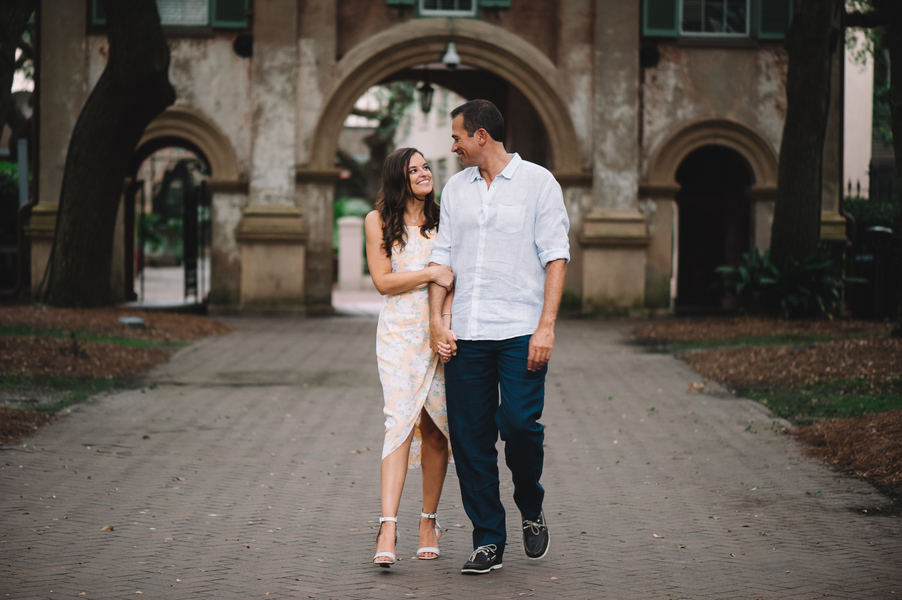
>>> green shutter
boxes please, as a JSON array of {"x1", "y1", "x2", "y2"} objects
[
  {"x1": 643, "y1": 0, "x2": 678, "y2": 37},
  {"x1": 758, "y1": 0, "x2": 792, "y2": 39},
  {"x1": 385, "y1": 0, "x2": 415, "y2": 5},
  {"x1": 479, "y1": 0, "x2": 512, "y2": 7},
  {"x1": 92, "y1": 0, "x2": 106, "y2": 26},
  {"x1": 211, "y1": 0, "x2": 249, "y2": 28}
]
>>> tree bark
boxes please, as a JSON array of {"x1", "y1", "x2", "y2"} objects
[
  {"x1": 770, "y1": 0, "x2": 842, "y2": 268},
  {"x1": 46, "y1": 0, "x2": 175, "y2": 307},
  {"x1": 0, "y1": 0, "x2": 36, "y2": 132}
]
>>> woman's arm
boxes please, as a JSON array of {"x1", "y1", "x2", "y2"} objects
[
  {"x1": 365, "y1": 211, "x2": 453, "y2": 296},
  {"x1": 441, "y1": 289, "x2": 454, "y2": 330}
]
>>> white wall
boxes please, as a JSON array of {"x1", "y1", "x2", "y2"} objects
[{"x1": 844, "y1": 31, "x2": 874, "y2": 198}]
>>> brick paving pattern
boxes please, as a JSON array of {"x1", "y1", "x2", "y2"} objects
[{"x1": 2, "y1": 318, "x2": 900, "y2": 599}]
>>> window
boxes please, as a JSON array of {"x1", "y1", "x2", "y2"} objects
[
  {"x1": 92, "y1": 0, "x2": 249, "y2": 29},
  {"x1": 420, "y1": 0, "x2": 477, "y2": 17},
  {"x1": 681, "y1": 0, "x2": 748, "y2": 36},
  {"x1": 384, "y1": 0, "x2": 511, "y2": 14},
  {"x1": 643, "y1": 0, "x2": 791, "y2": 39},
  {"x1": 158, "y1": 0, "x2": 208, "y2": 26}
]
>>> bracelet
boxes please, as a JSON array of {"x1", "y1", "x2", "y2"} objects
[{"x1": 441, "y1": 312, "x2": 451, "y2": 316}]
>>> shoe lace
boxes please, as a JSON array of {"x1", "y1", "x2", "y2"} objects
[
  {"x1": 468, "y1": 544, "x2": 497, "y2": 561},
  {"x1": 523, "y1": 518, "x2": 544, "y2": 536}
]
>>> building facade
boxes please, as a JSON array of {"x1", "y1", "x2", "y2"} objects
[{"x1": 29, "y1": 0, "x2": 844, "y2": 313}]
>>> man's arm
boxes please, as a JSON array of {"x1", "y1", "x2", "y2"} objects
[{"x1": 527, "y1": 259, "x2": 566, "y2": 372}]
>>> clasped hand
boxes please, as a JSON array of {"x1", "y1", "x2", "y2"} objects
[{"x1": 430, "y1": 323, "x2": 457, "y2": 364}]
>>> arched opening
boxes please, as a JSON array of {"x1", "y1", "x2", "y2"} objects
[
  {"x1": 121, "y1": 107, "x2": 243, "y2": 308},
  {"x1": 126, "y1": 142, "x2": 211, "y2": 308},
  {"x1": 303, "y1": 18, "x2": 580, "y2": 306},
  {"x1": 674, "y1": 145, "x2": 754, "y2": 311}
]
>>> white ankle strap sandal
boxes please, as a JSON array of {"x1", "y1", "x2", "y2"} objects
[
  {"x1": 373, "y1": 516, "x2": 399, "y2": 568},
  {"x1": 417, "y1": 512, "x2": 443, "y2": 560}
]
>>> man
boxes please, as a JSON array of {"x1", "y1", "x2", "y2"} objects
[{"x1": 428, "y1": 99, "x2": 569, "y2": 575}]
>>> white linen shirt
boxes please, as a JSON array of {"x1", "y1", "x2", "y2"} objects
[{"x1": 430, "y1": 153, "x2": 570, "y2": 341}]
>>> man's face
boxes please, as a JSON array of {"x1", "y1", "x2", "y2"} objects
[{"x1": 451, "y1": 115, "x2": 481, "y2": 169}]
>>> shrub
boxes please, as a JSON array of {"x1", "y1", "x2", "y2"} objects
[
  {"x1": 844, "y1": 195, "x2": 901, "y2": 232},
  {"x1": 716, "y1": 246, "x2": 844, "y2": 320}
]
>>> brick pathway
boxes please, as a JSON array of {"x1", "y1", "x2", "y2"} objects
[{"x1": 2, "y1": 318, "x2": 900, "y2": 599}]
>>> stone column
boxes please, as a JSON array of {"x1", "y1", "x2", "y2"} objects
[
  {"x1": 29, "y1": 0, "x2": 88, "y2": 294},
  {"x1": 641, "y1": 186, "x2": 679, "y2": 310},
  {"x1": 235, "y1": 205, "x2": 307, "y2": 310},
  {"x1": 296, "y1": 2, "x2": 338, "y2": 308},
  {"x1": 337, "y1": 216, "x2": 364, "y2": 292},
  {"x1": 582, "y1": 0, "x2": 650, "y2": 310},
  {"x1": 239, "y1": 0, "x2": 301, "y2": 309}
]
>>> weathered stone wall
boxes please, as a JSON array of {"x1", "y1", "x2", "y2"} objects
[{"x1": 640, "y1": 43, "x2": 789, "y2": 180}]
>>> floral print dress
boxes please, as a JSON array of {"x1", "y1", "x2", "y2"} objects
[{"x1": 376, "y1": 226, "x2": 451, "y2": 468}]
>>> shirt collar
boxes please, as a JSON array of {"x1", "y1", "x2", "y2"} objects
[{"x1": 467, "y1": 152, "x2": 522, "y2": 183}]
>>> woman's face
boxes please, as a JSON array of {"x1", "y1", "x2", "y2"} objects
[{"x1": 407, "y1": 153, "x2": 433, "y2": 200}]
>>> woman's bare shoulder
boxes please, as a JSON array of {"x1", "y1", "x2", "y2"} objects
[{"x1": 365, "y1": 210, "x2": 383, "y2": 228}]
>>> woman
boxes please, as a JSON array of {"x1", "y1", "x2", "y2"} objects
[{"x1": 365, "y1": 147, "x2": 455, "y2": 568}]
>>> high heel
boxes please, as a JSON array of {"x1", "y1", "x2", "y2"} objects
[
  {"x1": 417, "y1": 512, "x2": 443, "y2": 560},
  {"x1": 373, "y1": 516, "x2": 399, "y2": 567}
]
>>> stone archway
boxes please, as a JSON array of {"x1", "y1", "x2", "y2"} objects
[
  {"x1": 304, "y1": 18, "x2": 582, "y2": 176},
  {"x1": 646, "y1": 118, "x2": 778, "y2": 190},
  {"x1": 641, "y1": 119, "x2": 779, "y2": 309},
  {"x1": 138, "y1": 106, "x2": 245, "y2": 192},
  {"x1": 299, "y1": 18, "x2": 586, "y2": 305},
  {"x1": 134, "y1": 106, "x2": 248, "y2": 306}
]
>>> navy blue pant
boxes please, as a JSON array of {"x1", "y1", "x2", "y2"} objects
[{"x1": 445, "y1": 335, "x2": 546, "y2": 556}]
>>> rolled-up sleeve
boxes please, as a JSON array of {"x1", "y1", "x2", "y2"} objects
[
  {"x1": 535, "y1": 178, "x2": 570, "y2": 266},
  {"x1": 430, "y1": 189, "x2": 452, "y2": 266}
]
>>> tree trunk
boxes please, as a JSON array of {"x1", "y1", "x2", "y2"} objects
[
  {"x1": 45, "y1": 0, "x2": 175, "y2": 307},
  {"x1": 770, "y1": 0, "x2": 842, "y2": 268},
  {"x1": 0, "y1": 0, "x2": 36, "y2": 132}
]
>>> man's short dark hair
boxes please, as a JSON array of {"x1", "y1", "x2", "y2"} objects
[{"x1": 450, "y1": 99, "x2": 505, "y2": 142}]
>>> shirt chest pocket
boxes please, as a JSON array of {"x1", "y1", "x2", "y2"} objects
[{"x1": 495, "y1": 204, "x2": 526, "y2": 234}]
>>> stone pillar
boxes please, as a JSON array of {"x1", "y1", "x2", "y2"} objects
[
  {"x1": 337, "y1": 216, "x2": 364, "y2": 292},
  {"x1": 235, "y1": 205, "x2": 307, "y2": 310},
  {"x1": 296, "y1": 3, "x2": 338, "y2": 308},
  {"x1": 238, "y1": 0, "x2": 302, "y2": 310},
  {"x1": 642, "y1": 188, "x2": 679, "y2": 310},
  {"x1": 582, "y1": 0, "x2": 650, "y2": 309},
  {"x1": 250, "y1": 0, "x2": 297, "y2": 209},
  {"x1": 208, "y1": 185, "x2": 248, "y2": 306},
  {"x1": 751, "y1": 189, "x2": 777, "y2": 251},
  {"x1": 29, "y1": 0, "x2": 88, "y2": 294},
  {"x1": 579, "y1": 209, "x2": 650, "y2": 315}
]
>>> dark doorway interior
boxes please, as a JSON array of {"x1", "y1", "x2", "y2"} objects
[{"x1": 675, "y1": 145, "x2": 753, "y2": 311}]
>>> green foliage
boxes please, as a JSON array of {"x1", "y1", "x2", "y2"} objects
[
  {"x1": 0, "y1": 162, "x2": 19, "y2": 245},
  {"x1": 716, "y1": 247, "x2": 844, "y2": 319},
  {"x1": 715, "y1": 247, "x2": 779, "y2": 314},
  {"x1": 746, "y1": 377, "x2": 902, "y2": 425},
  {"x1": 844, "y1": 195, "x2": 901, "y2": 231}
]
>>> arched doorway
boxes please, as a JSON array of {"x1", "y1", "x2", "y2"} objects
[
  {"x1": 127, "y1": 143, "x2": 211, "y2": 307},
  {"x1": 125, "y1": 106, "x2": 245, "y2": 307},
  {"x1": 643, "y1": 119, "x2": 779, "y2": 311},
  {"x1": 674, "y1": 146, "x2": 754, "y2": 310},
  {"x1": 300, "y1": 18, "x2": 584, "y2": 304}
]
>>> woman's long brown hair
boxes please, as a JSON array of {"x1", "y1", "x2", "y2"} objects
[{"x1": 373, "y1": 148, "x2": 439, "y2": 257}]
